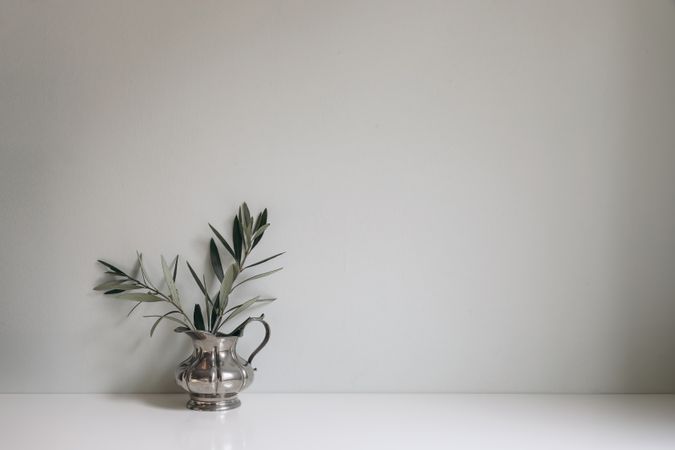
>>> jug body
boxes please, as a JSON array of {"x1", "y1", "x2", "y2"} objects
[{"x1": 175, "y1": 316, "x2": 270, "y2": 411}]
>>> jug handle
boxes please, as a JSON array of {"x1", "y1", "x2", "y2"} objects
[{"x1": 238, "y1": 314, "x2": 271, "y2": 368}]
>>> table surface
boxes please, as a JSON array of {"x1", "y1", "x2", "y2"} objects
[{"x1": 1, "y1": 394, "x2": 674, "y2": 449}]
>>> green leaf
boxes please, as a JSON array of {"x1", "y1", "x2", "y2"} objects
[
  {"x1": 251, "y1": 223, "x2": 270, "y2": 242},
  {"x1": 210, "y1": 238, "x2": 224, "y2": 282},
  {"x1": 241, "y1": 216, "x2": 251, "y2": 249},
  {"x1": 126, "y1": 301, "x2": 143, "y2": 317},
  {"x1": 233, "y1": 216, "x2": 243, "y2": 262},
  {"x1": 241, "y1": 202, "x2": 252, "y2": 229},
  {"x1": 253, "y1": 211, "x2": 263, "y2": 231},
  {"x1": 94, "y1": 280, "x2": 140, "y2": 291},
  {"x1": 244, "y1": 252, "x2": 285, "y2": 270},
  {"x1": 145, "y1": 311, "x2": 188, "y2": 337},
  {"x1": 222, "y1": 297, "x2": 276, "y2": 315},
  {"x1": 219, "y1": 296, "x2": 275, "y2": 329},
  {"x1": 104, "y1": 270, "x2": 124, "y2": 276},
  {"x1": 172, "y1": 255, "x2": 179, "y2": 282},
  {"x1": 219, "y1": 263, "x2": 237, "y2": 313},
  {"x1": 252, "y1": 208, "x2": 268, "y2": 248},
  {"x1": 161, "y1": 256, "x2": 181, "y2": 305},
  {"x1": 114, "y1": 293, "x2": 163, "y2": 302},
  {"x1": 232, "y1": 267, "x2": 283, "y2": 290},
  {"x1": 186, "y1": 261, "x2": 207, "y2": 296},
  {"x1": 97, "y1": 260, "x2": 128, "y2": 277},
  {"x1": 136, "y1": 252, "x2": 154, "y2": 287},
  {"x1": 210, "y1": 293, "x2": 220, "y2": 330},
  {"x1": 193, "y1": 304, "x2": 205, "y2": 331},
  {"x1": 202, "y1": 275, "x2": 213, "y2": 308},
  {"x1": 105, "y1": 289, "x2": 127, "y2": 294},
  {"x1": 209, "y1": 223, "x2": 236, "y2": 259},
  {"x1": 202, "y1": 274, "x2": 212, "y2": 330},
  {"x1": 218, "y1": 296, "x2": 259, "y2": 330}
]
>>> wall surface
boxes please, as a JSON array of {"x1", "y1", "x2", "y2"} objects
[{"x1": 1, "y1": 0, "x2": 675, "y2": 393}]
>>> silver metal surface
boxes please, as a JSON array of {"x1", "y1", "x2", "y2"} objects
[{"x1": 175, "y1": 315, "x2": 271, "y2": 411}]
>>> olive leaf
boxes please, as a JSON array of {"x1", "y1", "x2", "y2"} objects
[
  {"x1": 145, "y1": 311, "x2": 189, "y2": 337},
  {"x1": 209, "y1": 223, "x2": 236, "y2": 259},
  {"x1": 233, "y1": 216, "x2": 243, "y2": 262},
  {"x1": 251, "y1": 223, "x2": 270, "y2": 242},
  {"x1": 104, "y1": 286, "x2": 139, "y2": 294},
  {"x1": 126, "y1": 301, "x2": 143, "y2": 317},
  {"x1": 241, "y1": 203, "x2": 252, "y2": 229},
  {"x1": 97, "y1": 260, "x2": 128, "y2": 277},
  {"x1": 219, "y1": 263, "x2": 238, "y2": 313},
  {"x1": 186, "y1": 260, "x2": 207, "y2": 297},
  {"x1": 252, "y1": 208, "x2": 268, "y2": 248},
  {"x1": 253, "y1": 211, "x2": 264, "y2": 231},
  {"x1": 93, "y1": 280, "x2": 140, "y2": 291},
  {"x1": 210, "y1": 238, "x2": 224, "y2": 282},
  {"x1": 136, "y1": 252, "x2": 155, "y2": 288},
  {"x1": 161, "y1": 256, "x2": 181, "y2": 305},
  {"x1": 172, "y1": 255, "x2": 179, "y2": 282},
  {"x1": 193, "y1": 304, "x2": 205, "y2": 331},
  {"x1": 232, "y1": 268, "x2": 283, "y2": 291},
  {"x1": 222, "y1": 297, "x2": 276, "y2": 316},
  {"x1": 218, "y1": 297, "x2": 275, "y2": 330},
  {"x1": 114, "y1": 293, "x2": 163, "y2": 302},
  {"x1": 210, "y1": 292, "x2": 220, "y2": 330},
  {"x1": 202, "y1": 274, "x2": 212, "y2": 323},
  {"x1": 244, "y1": 252, "x2": 285, "y2": 270}
]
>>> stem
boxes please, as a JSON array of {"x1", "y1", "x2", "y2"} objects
[
  {"x1": 211, "y1": 213, "x2": 267, "y2": 333},
  {"x1": 212, "y1": 240, "x2": 255, "y2": 332}
]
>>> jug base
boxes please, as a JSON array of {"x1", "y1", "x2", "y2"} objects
[{"x1": 186, "y1": 395, "x2": 241, "y2": 411}]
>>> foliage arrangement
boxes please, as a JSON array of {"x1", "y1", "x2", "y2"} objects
[{"x1": 93, "y1": 203, "x2": 283, "y2": 336}]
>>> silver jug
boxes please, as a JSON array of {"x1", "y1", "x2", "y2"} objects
[{"x1": 175, "y1": 314, "x2": 270, "y2": 411}]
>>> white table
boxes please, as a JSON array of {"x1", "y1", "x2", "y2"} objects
[{"x1": 1, "y1": 394, "x2": 674, "y2": 449}]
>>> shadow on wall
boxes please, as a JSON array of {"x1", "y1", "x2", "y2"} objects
[{"x1": 613, "y1": 0, "x2": 675, "y2": 392}]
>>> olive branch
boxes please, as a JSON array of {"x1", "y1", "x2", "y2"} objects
[{"x1": 93, "y1": 203, "x2": 283, "y2": 336}]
